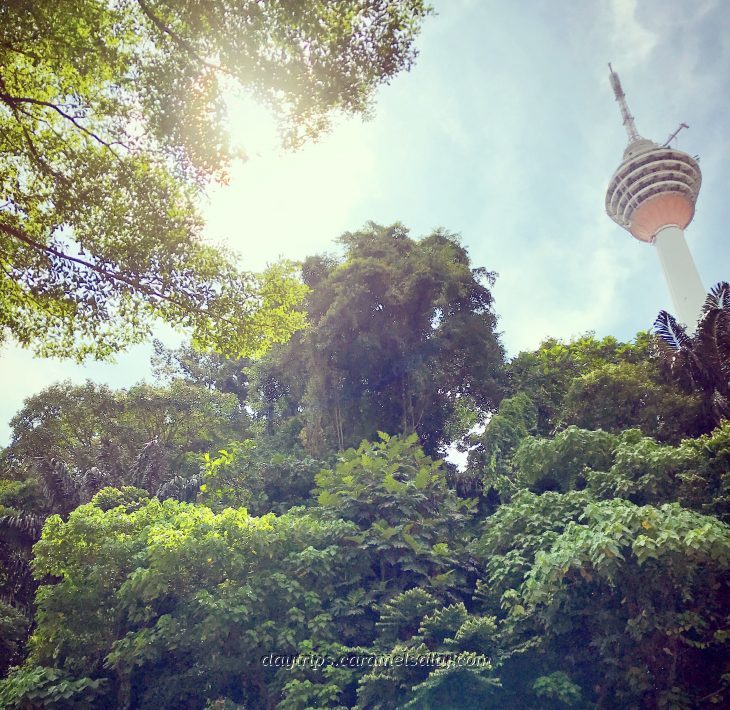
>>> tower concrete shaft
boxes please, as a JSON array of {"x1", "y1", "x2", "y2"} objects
[{"x1": 654, "y1": 226, "x2": 706, "y2": 328}]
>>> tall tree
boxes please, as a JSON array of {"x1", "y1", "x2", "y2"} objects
[
  {"x1": 252, "y1": 223, "x2": 505, "y2": 456},
  {"x1": 0, "y1": 0, "x2": 431, "y2": 359}
]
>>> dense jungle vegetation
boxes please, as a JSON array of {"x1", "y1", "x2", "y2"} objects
[
  {"x1": 1, "y1": 224, "x2": 729, "y2": 708},
  {"x1": 1, "y1": 1, "x2": 729, "y2": 708}
]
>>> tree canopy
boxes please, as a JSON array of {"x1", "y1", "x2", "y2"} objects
[
  {"x1": 504, "y1": 332, "x2": 707, "y2": 441},
  {"x1": 0, "y1": 0, "x2": 431, "y2": 359},
  {"x1": 2, "y1": 274, "x2": 730, "y2": 707},
  {"x1": 252, "y1": 223, "x2": 505, "y2": 456}
]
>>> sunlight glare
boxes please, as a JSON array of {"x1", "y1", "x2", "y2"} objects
[
  {"x1": 203, "y1": 89, "x2": 379, "y2": 272},
  {"x1": 224, "y1": 88, "x2": 281, "y2": 161}
]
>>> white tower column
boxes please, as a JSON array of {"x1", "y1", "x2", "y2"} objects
[{"x1": 653, "y1": 225, "x2": 706, "y2": 330}]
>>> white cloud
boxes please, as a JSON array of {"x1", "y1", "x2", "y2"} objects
[{"x1": 607, "y1": 0, "x2": 659, "y2": 68}]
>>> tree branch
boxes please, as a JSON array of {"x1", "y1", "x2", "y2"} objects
[
  {"x1": 135, "y1": 0, "x2": 230, "y2": 76},
  {"x1": 0, "y1": 86, "x2": 125, "y2": 153},
  {"x1": 0, "y1": 43, "x2": 41, "y2": 62},
  {"x1": 0, "y1": 221, "x2": 284, "y2": 336},
  {"x1": 0, "y1": 221, "x2": 190, "y2": 312}
]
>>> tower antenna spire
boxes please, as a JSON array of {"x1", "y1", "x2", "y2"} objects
[{"x1": 608, "y1": 63, "x2": 641, "y2": 143}]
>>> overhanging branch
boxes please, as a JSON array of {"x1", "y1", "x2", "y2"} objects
[
  {"x1": 0, "y1": 221, "x2": 281, "y2": 335},
  {"x1": 0, "y1": 221, "x2": 189, "y2": 311},
  {"x1": 0, "y1": 81, "x2": 125, "y2": 153},
  {"x1": 136, "y1": 0, "x2": 230, "y2": 76}
]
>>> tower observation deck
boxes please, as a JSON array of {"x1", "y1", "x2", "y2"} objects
[{"x1": 605, "y1": 65, "x2": 705, "y2": 329}]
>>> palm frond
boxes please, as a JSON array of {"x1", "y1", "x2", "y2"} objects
[
  {"x1": 156, "y1": 473, "x2": 203, "y2": 502},
  {"x1": 130, "y1": 438, "x2": 169, "y2": 492},
  {"x1": 716, "y1": 311, "x2": 730, "y2": 380},
  {"x1": 654, "y1": 310, "x2": 690, "y2": 350},
  {"x1": 655, "y1": 285, "x2": 730, "y2": 420},
  {"x1": 38, "y1": 458, "x2": 81, "y2": 513},
  {"x1": 693, "y1": 309, "x2": 730, "y2": 394},
  {"x1": 704, "y1": 281, "x2": 730, "y2": 311},
  {"x1": 0, "y1": 544, "x2": 36, "y2": 612},
  {"x1": 79, "y1": 466, "x2": 112, "y2": 502},
  {"x1": 0, "y1": 513, "x2": 46, "y2": 544}
]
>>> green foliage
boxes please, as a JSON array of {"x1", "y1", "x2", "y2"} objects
[
  {"x1": 464, "y1": 331, "x2": 710, "y2": 519},
  {"x1": 151, "y1": 340, "x2": 251, "y2": 402},
  {"x1": 473, "y1": 490, "x2": 591, "y2": 608},
  {"x1": 467, "y1": 467, "x2": 730, "y2": 708},
  {"x1": 562, "y1": 360, "x2": 705, "y2": 441},
  {"x1": 0, "y1": 666, "x2": 107, "y2": 710},
  {"x1": 1, "y1": 0, "x2": 431, "y2": 358},
  {"x1": 507, "y1": 332, "x2": 705, "y2": 441},
  {"x1": 399, "y1": 667, "x2": 500, "y2": 710},
  {"x1": 316, "y1": 433, "x2": 476, "y2": 594},
  {"x1": 374, "y1": 588, "x2": 441, "y2": 647},
  {"x1": 465, "y1": 393, "x2": 537, "y2": 500},
  {"x1": 199, "y1": 443, "x2": 262, "y2": 511},
  {"x1": 89, "y1": 486, "x2": 150, "y2": 513},
  {"x1": 0, "y1": 599, "x2": 27, "y2": 676},
  {"x1": 585, "y1": 428, "x2": 699, "y2": 506},
  {"x1": 3, "y1": 379, "x2": 249, "y2": 511},
  {"x1": 26, "y1": 498, "x2": 369, "y2": 707},
  {"x1": 0, "y1": 478, "x2": 38, "y2": 512},
  {"x1": 3, "y1": 260, "x2": 729, "y2": 709},
  {"x1": 521, "y1": 500, "x2": 730, "y2": 707},
  {"x1": 0, "y1": 517, "x2": 36, "y2": 615},
  {"x1": 200, "y1": 440, "x2": 327, "y2": 515},
  {"x1": 254, "y1": 223, "x2": 505, "y2": 456},
  {"x1": 417, "y1": 603, "x2": 470, "y2": 646},
  {"x1": 508, "y1": 333, "x2": 645, "y2": 431},
  {"x1": 0, "y1": 377, "x2": 252, "y2": 615},
  {"x1": 525, "y1": 499, "x2": 730, "y2": 595},
  {"x1": 532, "y1": 672, "x2": 582, "y2": 707},
  {"x1": 356, "y1": 588, "x2": 498, "y2": 708},
  {"x1": 497, "y1": 422, "x2": 730, "y2": 520},
  {"x1": 514, "y1": 426, "x2": 618, "y2": 492},
  {"x1": 679, "y1": 423, "x2": 730, "y2": 521}
]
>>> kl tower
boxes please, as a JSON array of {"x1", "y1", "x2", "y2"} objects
[{"x1": 605, "y1": 64, "x2": 705, "y2": 329}]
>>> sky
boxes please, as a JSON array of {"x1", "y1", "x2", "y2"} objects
[{"x1": 2, "y1": 0, "x2": 730, "y2": 443}]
